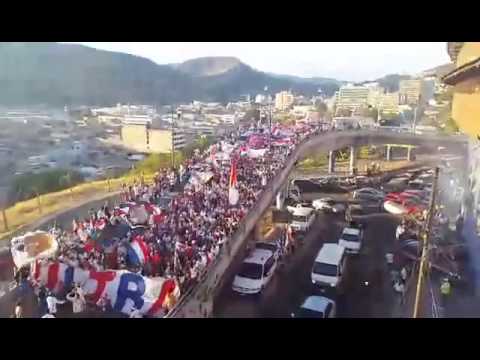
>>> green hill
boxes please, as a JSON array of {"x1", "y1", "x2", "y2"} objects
[{"x1": 0, "y1": 43, "x2": 341, "y2": 107}]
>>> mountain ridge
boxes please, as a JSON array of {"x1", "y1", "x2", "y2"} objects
[{"x1": 0, "y1": 43, "x2": 447, "y2": 107}]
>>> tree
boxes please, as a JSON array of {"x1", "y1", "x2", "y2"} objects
[
  {"x1": 442, "y1": 116, "x2": 459, "y2": 134},
  {"x1": 335, "y1": 107, "x2": 352, "y2": 117},
  {"x1": 315, "y1": 101, "x2": 328, "y2": 117},
  {"x1": 367, "y1": 107, "x2": 379, "y2": 121}
]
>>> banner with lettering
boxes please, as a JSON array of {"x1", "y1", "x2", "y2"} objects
[{"x1": 32, "y1": 261, "x2": 180, "y2": 317}]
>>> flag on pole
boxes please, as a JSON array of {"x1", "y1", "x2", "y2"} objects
[{"x1": 228, "y1": 160, "x2": 239, "y2": 206}]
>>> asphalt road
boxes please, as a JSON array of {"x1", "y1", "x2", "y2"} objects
[{"x1": 213, "y1": 210, "x2": 400, "y2": 318}]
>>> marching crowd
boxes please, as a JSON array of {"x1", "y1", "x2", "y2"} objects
[{"x1": 14, "y1": 122, "x2": 321, "y2": 317}]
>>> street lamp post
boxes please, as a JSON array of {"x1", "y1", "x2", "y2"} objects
[
  {"x1": 413, "y1": 106, "x2": 418, "y2": 135},
  {"x1": 170, "y1": 106, "x2": 176, "y2": 170},
  {"x1": 264, "y1": 85, "x2": 272, "y2": 141}
]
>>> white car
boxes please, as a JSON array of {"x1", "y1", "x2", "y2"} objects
[
  {"x1": 338, "y1": 227, "x2": 363, "y2": 254},
  {"x1": 312, "y1": 198, "x2": 346, "y2": 213},
  {"x1": 352, "y1": 187, "x2": 385, "y2": 201},
  {"x1": 291, "y1": 296, "x2": 336, "y2": 318},
  {"x1": 287, "y1": 205, "x2": 316, "y2": 232},
  {"x1": 232, "y1": 249, "x2": 277, "y2": 295}
]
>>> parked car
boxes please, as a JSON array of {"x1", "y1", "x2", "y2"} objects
[
  {"x1": 353, "y1": 187, "x2": 385, "y2": 199},
  {"x1": 291, "y1": 296, "x2": 336, "y2": 318},
  {"x1": 255, "y1": 242, "x2": 281, "y2": 261},
  {"x1": 312, "y1": 197, "x2": 346, "y2": 213},
  {"x1": 352, "y1": 191, "x2": 383, "y2": 203},
  {"x1": 232, "y1": 248, "x2": 278, "y2": 295},
  {"x1": 338, "y1": 226, "x2": 364, "y2": 254},
  {"x1": 287, "y1": 205, "x2": 316, "y2": 233}
]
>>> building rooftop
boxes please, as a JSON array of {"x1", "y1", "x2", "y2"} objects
[{"x1": 442, "y1": 56, "x2": 480, "y2": 85}]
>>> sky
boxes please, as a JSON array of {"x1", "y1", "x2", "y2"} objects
[{"x1": 66, "y1": 42, "x2": 450, "y2": 82}]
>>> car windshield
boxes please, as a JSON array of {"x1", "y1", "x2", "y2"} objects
[
  {"x1": 296, "y1": 308, "x2": 325, "y2": 318},
  {"x1": 238, "y1": 262, "x2": 263, "y2": 280},
  {"x1": 312, "y1": 262, "x2": 338, "y2": 277},
  {"x1": 292, "y1": 215, "x2": 307, "y2": 222},
  {"x1": 341, "y1": 233, "x2": 359, "y2": 242}
]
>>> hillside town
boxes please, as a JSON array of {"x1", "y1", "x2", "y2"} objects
[{"x1": 1, "y1": 41, "x2": 479, "y2": 320}]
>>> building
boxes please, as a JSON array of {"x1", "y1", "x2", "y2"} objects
[
  {"x1": 275, "y1": 91, "x2": 294, "y2": 111},
  {"x1": 121, "y1": 125, "x2": 186, "y2": 154},
  {"x1": 398, "y1": 79, "x2": 433, "y2": 105},
  {"x1": 442, "y1": 42, "x2": 480, "y2": 220},
  {"x1": 123, "y1": 115, "x2": 153, "y2": 126},
  {"x1": 377, "y1": 92, "x2": 399, "y2": 114},
  {"x1": 291, "y1": 105, "x2": 315, "y2": 118},
  {"x1": 366, "y1": 86, "x2": 385, "y2": 108},
  {"x1": 255, "y1": 94, "x2": 267, "y2": 105},
  {"x1": 334, "y1": 84, "x2": 370, "y2": 115},
  {"x1": 442, "y1": 42, "x2": 480, "y2": 138}
]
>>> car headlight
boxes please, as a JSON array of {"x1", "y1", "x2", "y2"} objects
[{"x1": 330, "y1": 283, "x2": 335, "y2": 287}]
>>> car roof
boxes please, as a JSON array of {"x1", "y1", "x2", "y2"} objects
[
  {"x1": 315, "y1": 243, "x2": 345, "y2": 265},
  {"x1": 314, "y1": 197, "x2": 333, "y2": 202},
  {"x1": 358, "y1": 187, "x2": 379, "y2": 192},
  {"x1": 343, "y1": 227, "x2": 360, "y2": 235},
  {"x1": 291, "y1": 207, "x2": 314, "y2": 216},
  {"x1": 244, "y1": 249, "x2": 274, "y2": 265},
  {"x1": 301, "y1": 296, "x2": 333, "y2": 312}
]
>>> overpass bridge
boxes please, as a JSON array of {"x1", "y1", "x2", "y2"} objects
[{"x1": 169, "y1": 130, "x2": 468, "y2": 317}]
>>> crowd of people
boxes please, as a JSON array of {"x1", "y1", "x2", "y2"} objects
[{"x1": 15, "y1": 121, "x2": 322, "y2": 317}]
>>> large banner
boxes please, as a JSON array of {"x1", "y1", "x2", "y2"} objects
[
  {"x1": 189, "y1": 171, "x2": 214, "y2": 186},
  {"x1": 247, "y1": 148, "x2": 267, "y2": 159},
  {"x1": 11, "y1": 231, "x2": 58, "y2": 269},
  {"x1": 32, "y1": 261, "x2": 180, "y2": 317}
]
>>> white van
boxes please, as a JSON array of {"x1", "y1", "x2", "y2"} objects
[
  {"x1": 311, "y1": 243, "x2": 347, "y2": 290},
  {"x1": 232, "y1": 249, "x2": 277, "y2": 295},
  {"x1": 287, "y1": 205, "x2": 316, "y2": 233}
]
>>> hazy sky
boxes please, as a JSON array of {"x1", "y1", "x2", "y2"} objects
[{"x1": 67, "y1": 42, "x2": 450, "y2": 82}]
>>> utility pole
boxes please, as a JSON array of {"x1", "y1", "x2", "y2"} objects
[
  {"x1": 413, "y1": 166, "x2": 440, "y2": 318},
  {"x1": 412, "y1": 106, "x2": 418, "y2": 135},
  {"x1": 171, "y1": 106, "x2": 175, "y2": 170},
  {"x1": 2, "y1": 209, "x2": 8, "y2": 231}
]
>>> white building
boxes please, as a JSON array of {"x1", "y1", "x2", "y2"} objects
[
  {"x1": 335, "y1": 84, "x2": 370, "y2": 114},
  {"x1": 275, "y1": 91, "x2": 294, "y2": 111},
  {"x1": 255, "y1": 94, "x2": 267, "y2": 105}
]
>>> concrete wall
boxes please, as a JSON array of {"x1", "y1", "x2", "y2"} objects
[
  {"x1": 451, "y1": 42, "x2": 480, "y2": 139},
  {"x1": 452, "y1": 77, "x2": 480, "y2": 139},
  {"x1": 169, "y1": 130, "x2": 467, "y2": 318}
]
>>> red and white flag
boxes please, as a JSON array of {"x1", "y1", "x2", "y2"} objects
[{"x1": 228, "y1": 160, "x2": 239, "y2": 206}]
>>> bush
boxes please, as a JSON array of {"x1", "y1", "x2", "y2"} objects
[{"x1": 12, "y1": 169, "x2": 84, "y2": 203}]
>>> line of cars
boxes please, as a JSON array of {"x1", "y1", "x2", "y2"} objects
[{"x1": 230, "y1": 167, "x2": 435, "y2": 317}]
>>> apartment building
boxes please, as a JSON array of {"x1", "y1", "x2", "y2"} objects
[
  {"x1": 274, "y1": 91, "x2": 294, "y2": 111},
  {"x1": 335, "y1": 84, "x2": 370, "y2": 114},
  {"x1": 121, "y1": 124, "x2": 186, "y2": 154}
]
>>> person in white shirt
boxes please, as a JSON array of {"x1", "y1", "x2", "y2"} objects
[
  {"x1": 41, "y1": 313, "x2": 56, "y2": 318},
  {"x1": 129, "y1": 307, "x2": 143, "y2": 318},
  {"x1": 395, "y1": 223, "x2": 406, "y2": 241},
  {"x1": 46, "y1": 293, "x2": 66, "y2": 315},
  {"x1": 66, "y1": 290, "x2": 86, "y2": 315},
  {"x1": 14, "y1": 301, "x2": 23, "y2": 318}
]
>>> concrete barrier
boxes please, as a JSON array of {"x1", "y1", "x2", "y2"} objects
[{"x1": 168, "y1": 130, "x2": 467, "y2": 317}]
